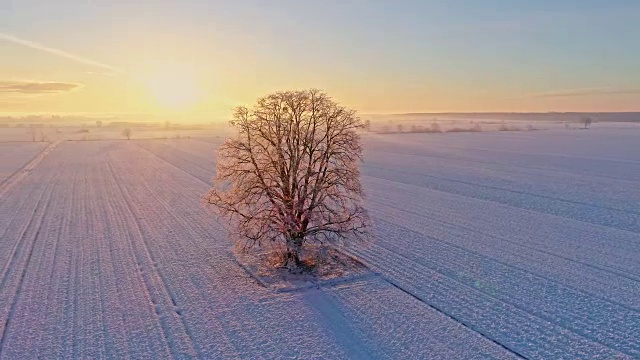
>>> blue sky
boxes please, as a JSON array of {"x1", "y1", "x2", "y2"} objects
[{"x1": 1, "y1": 0, "x2": 640, "y2": 115}]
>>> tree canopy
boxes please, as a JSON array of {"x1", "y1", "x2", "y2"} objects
[{"x1": 205, "y1": 89, "x2": 371, "y2": 269}]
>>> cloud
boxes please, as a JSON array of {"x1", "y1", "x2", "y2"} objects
[
  {"x1": 0, "y1": 32, "x2": 122, "y2": 73},
  {"x1": 532, "y1": 88, "x2": 640, "y2": 98},
  {"x1": 84, "y1": 71, "x2": 116, "y2": 77},
  {"x1": 0, "y1": 81, "x2": 82, "y2": 94}
]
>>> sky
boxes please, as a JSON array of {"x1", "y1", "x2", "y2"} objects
[{"x1": 1, "y1": 0, "x2": 640, "y2": 119}]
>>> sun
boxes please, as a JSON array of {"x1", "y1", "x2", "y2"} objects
[{"x1": 140, "y1": 64, "x2": 203, "y2": 110}]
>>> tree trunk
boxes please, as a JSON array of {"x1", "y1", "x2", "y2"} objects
[{"x1": 284, "y1": 237, "x2": 303, "y2": 271}]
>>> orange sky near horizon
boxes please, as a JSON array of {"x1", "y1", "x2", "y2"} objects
[{"x1": 2, "y1": 1, "x2": 640, "y2": 120}]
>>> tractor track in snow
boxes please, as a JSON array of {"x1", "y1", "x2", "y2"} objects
[
  {"x1": 135, "y1": 138, "x2": 640, "y2": 358},
  {"x1": 343, "y1": 243, "x2": 635, "y2": 359},
  {"x1": 0, "y1": 178, "x2": 56, "y2": 357},
  {"x1": 364, "y1": 178, "x2": 640, "y2": 276},
  {"x1": 0, "y1": 141, "x2": 59, "y2": 199},
  {"x1": 367, "y1": 194, "x2": 640, "y2": 293},
  {"x1": 2, "y1": 136, "x2": 633, "y2": 359},
  {"x1": 368, "y1": 218, "x2": 640, "y2": 357},
  {"x1": 134, "y1": 140, "x2": 537, "y2": 358},
  {"x1": 368, "y1": 140, "x2": 640, "y2": 183},
  {"x1": 106, "y1": 160, "x2": 202, "y2": 359},
  {"x1": 116, "y1": 144, "x2": 268, "y2": 357}
]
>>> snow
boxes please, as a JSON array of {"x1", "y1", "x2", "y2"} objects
[
  {"x1": 0, "y1": 142, "x2": 47, "y2": 184},
  {"x1": 1, "y1": 126, "x2": 639, "y2": 359}
]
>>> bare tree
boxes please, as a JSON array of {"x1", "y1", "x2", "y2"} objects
[
  {"x1": 122, "y1": 128, "x2": 132, "y2": 140},
  {"x1": 205, "y1": 89, "x2": 371, "y2": 270},
  {"x1": 363, "y1": 119, "x2": 371, "y2": 131},
  {"x1": 28, "y1": 126, "x2": 38, "y2": 142},
  {"x1": 581, "y1": 117, "x2": 593, "y2": 129}
]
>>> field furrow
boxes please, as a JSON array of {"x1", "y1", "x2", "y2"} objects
[{"x1": 1, "y1": 129, "x2": 638, "y2": 358}]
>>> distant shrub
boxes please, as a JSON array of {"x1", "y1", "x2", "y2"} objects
[
  {"x1": 580, "y1": 117, "x2": 593, "y2": 129},
  {"x1": 377, "y1": 126, "x2": 392, "y2": 134},
  {"x1": 499, "y1": 125, "x2": 523, "y2": 132},
  {"x1": 446, "y1": 125, "x2": 482, "y2": 133},
  {"x1": 363, "y1": 119, "x2": 371, "y2": 131},
  {"x1": 375, "y1": 124, "x2": 449, "y2": 134}
]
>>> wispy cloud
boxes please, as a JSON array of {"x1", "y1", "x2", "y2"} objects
[
  {"x1": 0, "y1": 81, "x2": 82, "y2": 94},
  {"x1": 532, "y1": 88, "x2": 640, "y2": 98},
  {"x1": 0, "y1": 32, "x2": 121, "y2": 73},
  {"x1": 84, "y1": 71, "x2": 116, "y2": 77}
]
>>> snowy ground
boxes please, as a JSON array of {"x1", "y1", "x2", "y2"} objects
[
  {"x1": 0, "y1": 126, "x2": 639, "y2": 359},
  {"x1": 0, "y1": 142, "x2": 47, "y2": 184}
]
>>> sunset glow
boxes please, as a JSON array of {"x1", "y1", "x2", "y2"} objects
[
  {"x1": 2, "y1": 1, "x2": 640, "y2": 120},
  {"x1": 139, "y1": 65, "x2": 203, "y2": 111}
]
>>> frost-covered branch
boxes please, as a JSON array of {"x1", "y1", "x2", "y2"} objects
[{"x1": 204, "y1": 89, "x2": 371, "y2": 270}]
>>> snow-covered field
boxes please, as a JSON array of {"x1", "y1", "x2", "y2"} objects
[
  {"x1": 0, "y1": 142, "x2": 47, "y2": 184},
  {"x1": 1, "y1": 126, "x2": 639, "y2": 359}
]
